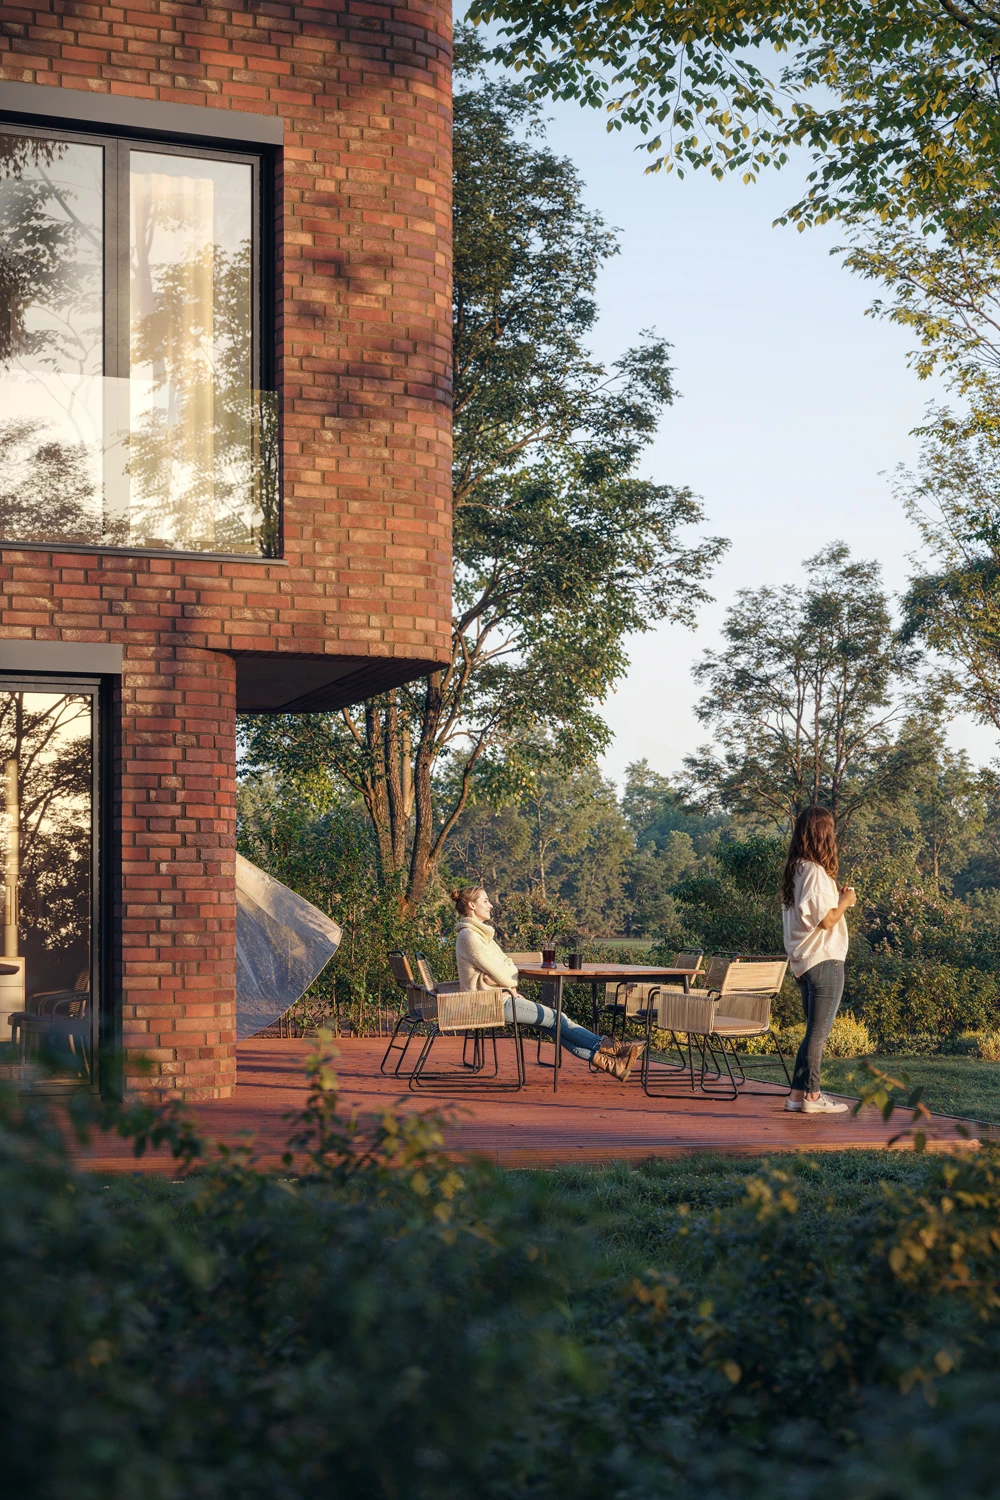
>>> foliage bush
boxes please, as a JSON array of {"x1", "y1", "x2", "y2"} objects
[
  {"x1": 2, "y1": 1055, "x2": 591, "y2": 1500},
  {"x1": 948, "y1": 1028, "x2": 1000, "y2": 1062},
  {"x1": 237, "y1": 779, "x2": 453, "y2": 1032},
  {"x1": 845, "y1": 957, "x2": 1000, "y2": 1052},
  {"x1": 743, "y1": 1012, "x2": 875, "y2": 1059},
  {"x1": 11, "y1": 1054, "x2": 1000, "y2": 1496}
]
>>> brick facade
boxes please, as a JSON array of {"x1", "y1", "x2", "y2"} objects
[{"x1": 0, "y1": 1, "x2": 454, "y2": 1097}]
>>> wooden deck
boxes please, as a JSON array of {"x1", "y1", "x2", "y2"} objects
[{"x1": 76, "y1": 1037, "x2": 987, "y2": 1174}]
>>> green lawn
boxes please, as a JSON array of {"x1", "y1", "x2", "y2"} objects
[{"x1": 738, "y1": 1051, "x2": 1000, "y2": 1125}]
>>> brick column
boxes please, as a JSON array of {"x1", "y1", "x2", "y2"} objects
[{"x1": 119, "y1": 647, "x2": 237, "y2": 1100}]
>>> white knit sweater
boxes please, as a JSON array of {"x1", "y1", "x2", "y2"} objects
[{"x1": 455, "y1": 916, "x2": 518, "y2": 993}]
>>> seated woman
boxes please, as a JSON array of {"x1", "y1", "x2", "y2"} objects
[{"x1": 452, "y1": 886, "x2": 642, "y2": 1081}]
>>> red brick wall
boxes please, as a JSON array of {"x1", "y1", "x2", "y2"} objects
[{"x1": 0, "y1": 1, "x2": 454, "y2": 1097}]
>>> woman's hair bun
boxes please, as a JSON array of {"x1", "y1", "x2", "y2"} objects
[{"x1": 449, "y1": 888, "x2": 461, "y2": 901}]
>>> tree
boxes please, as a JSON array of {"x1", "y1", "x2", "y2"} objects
[
  {"x1": 898, "y1": 413, "x2": 1000, "y2": 737},
  {"x1": 241, "y1": 32, "x2": 727, "y2": 910},
  {"x1": 446, "y1": 762, "x2": 633, "y2": 937},
  {"x1": 466, "y1": 1, "x2": 1000, "y2": 232},
  {"x1": 684, "y1": 543, "x2": 922, "y2": 832},
  {"x1": 671, "y1": 833, "x2": 787, "y2": 955},
  {"x1": 621, "y1": 757, "x2": 723, "y2": 853}
]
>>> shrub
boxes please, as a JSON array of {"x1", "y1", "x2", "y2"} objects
[
  {"x1": 846, "y1": 958, "x2": 1000, "y2": 1050},
  {"x1": 12, "y1": 1056, "x2": 1000, "y2": 1497},
  {"x1": 0, "y1": 1055, "x2": 592, "y2": 1500},
  {"x1": 947, "y1": 1028, "x2": 1000, "y2": 1061},
  {"x1": 743, "y1": 1013, "x2": 874, "y2": 1059}
]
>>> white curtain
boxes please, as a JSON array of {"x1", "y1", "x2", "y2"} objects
[{"x1": 235, "y1": 854, "x2": 342, "y2": 1041}]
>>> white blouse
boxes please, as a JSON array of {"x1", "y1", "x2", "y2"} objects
[{"x1": 782, "y1": 859, "x2": 848, "y2": 979}]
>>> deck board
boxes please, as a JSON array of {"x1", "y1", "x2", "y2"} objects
[{"x1": 75, "y1": 1037, "x2": 987, "y2": 1174}]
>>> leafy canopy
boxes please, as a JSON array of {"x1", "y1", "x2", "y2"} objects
[
  {"x1": 467, "y1": 1, "x2": 1000, "y2": 231},
  {"x1": 684, "y1": 543, "x2": 922, "y2": 830}
]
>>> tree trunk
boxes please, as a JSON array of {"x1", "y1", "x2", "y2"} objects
[
  {"x1": 383, "y1": 692, "x2": 407, "y2": 872},
  {"x1": 361, "y1": 702, "x2": 395, "y2": 881},
  {"x1": 407, "y1": 673, "x2": 444, "y2": 909}
]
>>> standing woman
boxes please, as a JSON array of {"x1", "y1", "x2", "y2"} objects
[{"x1": 781, "y1": 805, "x2": 857, "y2": 1115}]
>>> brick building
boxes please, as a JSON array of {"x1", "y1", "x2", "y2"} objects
[{"x1": 0, "y1": 1, "x2": 453, "y2": 1097}]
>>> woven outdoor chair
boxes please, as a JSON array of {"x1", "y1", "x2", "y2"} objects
[
  {"x1": 409, "y1": 985, "x2": 525, "y2": 1093},
  {"x1": 10, "y1": 985, "x2": 91, "y2": 1075},
  {"x1": 414, "y1": 953, "x2": 460, "y2": 995},
  {"x1": 380, "y1": 951, "x2": 427, "y2": 1077},
  {"x1": 640, "y1": 957, "x2": 790, "y2": 1100},
  {"x1": 416, "y1": 951, "x2": 492, "y2": 1069},
  {"x1": 599, "y1": 952, "x2": 704, "y2": 1045}
]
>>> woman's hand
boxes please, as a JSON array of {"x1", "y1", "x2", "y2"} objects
[{"x1": 818, "y1": 885, "x2": 857, "y2": 929}]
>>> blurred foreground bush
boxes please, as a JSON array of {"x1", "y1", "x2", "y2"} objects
[{"x1": 7, "y1": 1048, "x2": 1000, "y2": 1496}]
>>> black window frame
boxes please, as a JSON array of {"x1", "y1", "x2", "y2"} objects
[
  {"x1": 0, "y1": 671, "x2": 112, "y2": 1096},
  {"x1": 0, "y1": 116, "x2": 278, "y2": 559}
]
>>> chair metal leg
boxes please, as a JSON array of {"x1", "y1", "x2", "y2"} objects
[
  {"x1": 641, "y1": 1006, "x2": 703, "y2": 1098},
  {"x1": 409, "y1": 1019, "x2": 526, "y2": 1093},
  {"x1": 381, "y1": 1013, "x2": 420, "y2": 1076}
]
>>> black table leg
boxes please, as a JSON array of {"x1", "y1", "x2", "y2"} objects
[{"x1": 554, "y1": 975, "x2": 563, "y2": 1093}]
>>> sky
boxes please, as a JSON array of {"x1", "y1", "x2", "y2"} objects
[{"x1": 531, "y1": 97, "x2": 999, "y2": 788}]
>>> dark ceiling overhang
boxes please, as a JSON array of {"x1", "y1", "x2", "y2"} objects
[{"x1": 233, "y1": 653, "x2": 443, "y2": 714}]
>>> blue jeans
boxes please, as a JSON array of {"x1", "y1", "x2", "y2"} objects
[
  {"x1": 792, "y1": 960, "x2": 845, "y2": 1094},
  {"x1": 503, "y1": 993, "x2": 602, "y2": 1062}
]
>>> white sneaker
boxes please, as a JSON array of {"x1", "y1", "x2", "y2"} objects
[
  {"x1": 784, "y1": 1096, "x2": 802, "y2": 1112},
  {"x1": 801, "y1": 1093, "x2": 849, "y2": 1115}
]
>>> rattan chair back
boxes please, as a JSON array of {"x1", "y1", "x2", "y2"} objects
[
  {"x1": 507, "y1": 951, "x2": 543, "y2": 967},
  {"x1": 672, "y1": 951, "x2": 704, "y2": 973},
  {"x1": 701, "y1": 955, "x2": 732, "y2": 993},
  {"x1": 603, "y1": 979, "x2": 657, "y2": 1015},
  {"x1": 388, "y1": 950, "x2": 415, "y2": 991},
  {"x1": 721, "y1": 957, "x2": 787, "y2": 995},
  {"x1": 415, "y1": 953, "x2": 436, "y2": 990}
]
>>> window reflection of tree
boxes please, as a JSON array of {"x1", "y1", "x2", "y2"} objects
[
  {"x1": 0, "y1": 694, "x2": 91, "y2": 995},
  {"x1": 0, "y1": 134, "x2": 102, "y2": 376},
  {"x1": 0, "y1": 133, "x2": 108, "y2": 545},
  {"x1": 0, "y1": 135, "x2": 277, "y2": 555},
  {"x1": 129, "y1": 233, "x2": 278, "y2": 554},
  {"x1": 0, "y1": 416, "x2": 121, "y2": 545}
]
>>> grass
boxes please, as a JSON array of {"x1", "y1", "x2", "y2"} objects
[
  {"x1": 737, "y1": 1050, "x2": 1000, "y2": 1125},
  {"x1": 104, "y1": 1145, "x2": 949, "y2": 1297},
  {"x1": 472, "y1": 1147, "x2": 945, "y2": 1286}
]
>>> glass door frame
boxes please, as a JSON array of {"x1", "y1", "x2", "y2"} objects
[{"x1": 0, "y1": 670, "x2": 113, "y2": 1094}]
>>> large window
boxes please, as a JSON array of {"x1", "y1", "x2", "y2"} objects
[
  {"x1": 0, "y1": 126, "x2": 277, "y2": 556},
  {"x1": 0, "y1": 681, "x2": 102, "y2": 1089}
]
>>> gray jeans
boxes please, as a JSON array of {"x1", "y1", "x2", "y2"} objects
[{"x1": 791, "y1": 960, "x2": 845, "y2": 1094}]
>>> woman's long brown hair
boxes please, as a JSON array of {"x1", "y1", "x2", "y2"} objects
[{"x1": 781, "y1": 806, "x2": 838, "y2": 908}]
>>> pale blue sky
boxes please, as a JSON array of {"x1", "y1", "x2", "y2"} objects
[{"x1": 533, "y1": 98, "x2": 998, "y2": 786}]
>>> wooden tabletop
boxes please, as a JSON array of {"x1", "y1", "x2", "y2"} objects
[{"x1": 517, "y1": 963, "x2": 696, "y2": 980}]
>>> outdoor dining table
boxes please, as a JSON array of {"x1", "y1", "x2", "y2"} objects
[{"x1": 515, "y1": 962, "x2": 699, "y2": 1093}]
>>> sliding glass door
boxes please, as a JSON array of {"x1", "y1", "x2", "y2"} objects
[{"x1": 0, "y1": 680, "x2": 102, "y2": 1088}]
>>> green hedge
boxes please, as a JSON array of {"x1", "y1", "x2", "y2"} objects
[{"x1": 845, "y1": 957, "x2": 1000, "y2": 1051}]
